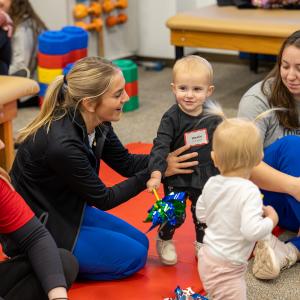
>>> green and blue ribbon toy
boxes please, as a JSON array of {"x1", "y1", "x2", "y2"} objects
[{"x1": 144, "y1": 189, "x2": 186, "y2": 232}]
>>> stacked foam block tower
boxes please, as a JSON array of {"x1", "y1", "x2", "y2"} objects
[
  {"x1": 63, "y1": 63, "x2": 74, "y2": 76},
  {"x1": 112, "y1": 59, "x2": 138, "y2": 112},
  {"x1": 37, "y1": 26, "x2": 88, "y2": 104}
]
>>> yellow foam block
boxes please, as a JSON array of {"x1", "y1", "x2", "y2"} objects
[{"x1": 38, "y1": 67, "x2": 63, "y2": 84}]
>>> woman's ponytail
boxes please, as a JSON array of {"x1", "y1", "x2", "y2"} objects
[{"x1": 17, "y1": 75, "x2": 66, "y2": 143}]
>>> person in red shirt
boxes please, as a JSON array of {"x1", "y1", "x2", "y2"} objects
[{"x1": 0, "y1": 139, "x2": 78, "y2": 300}]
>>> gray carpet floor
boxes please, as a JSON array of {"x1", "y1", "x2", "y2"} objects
[{"x1": 13, "y1": 59, "x2": 300, "y2": 299}]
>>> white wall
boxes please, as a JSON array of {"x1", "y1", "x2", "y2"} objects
[
  {"x1": 30, "y1": 0, "x2": 139, "y2": 60},
  {"x1": 30, "y1": 0, "x2": 72, "y2": 29},
  {"x1": 136, "y1": 0, "x2": 226, "y2": 59},
  {"x1": 30, "y1": 0, "x2": 234, "y2": 59},
  {"x1": 136, "y1": 0, "x2": 177, "y2": 58},
  {"x1": 196, "y1": 0, "x2": 216, "y2": 8},
  {"x1": 101, "y1": 0, "x2": 139, "y2": 60}
]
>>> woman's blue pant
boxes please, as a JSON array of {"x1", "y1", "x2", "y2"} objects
[
  {"x1": 73, "y1": 205, "x2": 149, "y2": 280},
  {"x1": 262, "y1": 135, "x2": 300, "y2": 251}
]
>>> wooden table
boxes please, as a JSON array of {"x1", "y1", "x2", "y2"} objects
[
  {"x1": 166, "y1": 5, "x2": 300, "y2": 67},
  {"x1": 0, "y1": 76, "x2": 39, "y2": 170}
]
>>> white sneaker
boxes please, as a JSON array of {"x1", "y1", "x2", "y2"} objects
[
  {"x1": 156, "y1": 237, "x2": 177, "y2": 265},
  {"x1": 194, "y1": 241, "x2": 204, "y2": 258},
  {"x1": 253, "y1": 235, "x2": 298, "y2": 280}
]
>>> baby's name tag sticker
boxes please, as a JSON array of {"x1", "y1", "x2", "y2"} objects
[{"x1": 184, "y1": 129, "x2": 208, "y2": 147}]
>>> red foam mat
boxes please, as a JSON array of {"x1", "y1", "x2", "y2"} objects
[
  {"x1": 69, "y1": 142, "x2": 203, "y2": 299},
  {"x1": 0, "y1": 143, "x2": 203, "y2": 299}
]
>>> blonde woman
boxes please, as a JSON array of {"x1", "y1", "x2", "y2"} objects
[{"x1": 9, "y1": 56, "x2": 198, "y2": 281}]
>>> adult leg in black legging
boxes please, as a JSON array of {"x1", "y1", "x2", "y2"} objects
[
  {"x1": 0, "y1": 249, "x2": 78, "y2": 300},
  {"x1": 0, "y1": 28, "x2": 11, "y2": 75}
]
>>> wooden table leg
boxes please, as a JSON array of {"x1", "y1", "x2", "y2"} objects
[
  {"x1": 0, "y1": 121, "x2": 14, "y2": 170},
  {"x1": 175, "y1": 46, "x2": 184, "y2": 60},
  {"x1": 249, "y1": 53, "x2": 259, "y2": 73},
  {"x1": 0, "y1": 100, "x2": 17, "y2": 171}
]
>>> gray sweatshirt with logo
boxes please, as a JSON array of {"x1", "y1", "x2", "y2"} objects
[{"x1": 238, "y1": 79, "x2": 300, "y2": 148}]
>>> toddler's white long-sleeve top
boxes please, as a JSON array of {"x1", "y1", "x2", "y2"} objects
[{"x1": 196, "y1": 175, "x2": 273, "y2": 264}]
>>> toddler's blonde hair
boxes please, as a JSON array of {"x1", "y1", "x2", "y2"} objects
[
  {"x1": 172, "y1": 55, "x2": 213, "y2": 84},
  {"x1": 212, "y1": 118, "x2": 263, "y2": 174},
  {"x1": 202, "y1": 103, "x2": 287, "y2": 174}
]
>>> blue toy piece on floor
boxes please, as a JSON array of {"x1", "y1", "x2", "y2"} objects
[{"x1": 164, "y1": 286, "x2": 209, "y2": 300}]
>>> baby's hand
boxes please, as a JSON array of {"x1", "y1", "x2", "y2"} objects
[
  {"x1": 263, "y1": 205, "x2": 278, "y2": 228},
  {"x1": 147, "y1": 171, "x2": 162, "y2": 192},
  {"x1": 146, "y1": 177, "x2": 161, "y2": 192}
]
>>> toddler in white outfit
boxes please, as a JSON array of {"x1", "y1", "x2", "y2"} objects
[{"x1": 196, "y1": 118, "x2": 278, "y2": 300}]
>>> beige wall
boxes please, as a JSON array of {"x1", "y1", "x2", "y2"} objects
[
  {"x1": 30, "y1": 0, "x2": 138, "y2": 60},
  {"x1": 30, "y1": 0, "x2": 233, "y2": 59}
]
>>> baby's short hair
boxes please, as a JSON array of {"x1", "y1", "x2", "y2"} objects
[
  {"x1": 172, "y1": 55, "x2": 213, "y2": 83},
  {"x1": 212, "y1": 118, "x2": 263, "y2": 173}
]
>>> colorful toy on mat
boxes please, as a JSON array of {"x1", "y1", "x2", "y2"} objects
[
  {"x1": 144, "y1": 189, "x2": 186, "y2": 232},
  {"x1": 164, "y1": 286, "x2": 208, "y2": 300}
]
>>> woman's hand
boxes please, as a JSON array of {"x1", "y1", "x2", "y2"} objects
[{"x1": 165, "y1": 144, "x2": 198, "y2": 177}]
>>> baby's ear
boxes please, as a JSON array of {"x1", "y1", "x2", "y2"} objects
[
  {"x1": 257, "y1": 151, "x2": 264, "y2": 166},
  {"x1": 207, "y1": 85, "x2": 214, "y2": 97},
  {"x1": 211, "y1": 151, "x2": 216, "y2": 166},
  {"x1": 170, "y1": 83, "x2": 176, "y2": 93},
  {"x1": 210, "y1": 151, "x2": 215, "y2": 162}
]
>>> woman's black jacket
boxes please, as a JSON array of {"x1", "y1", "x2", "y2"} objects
[{"x1": 10, "y1": 110, "x2": 149, "y2": 250}]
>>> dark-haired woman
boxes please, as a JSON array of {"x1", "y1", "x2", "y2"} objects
[
  {"x1": 0, "y1": 0, "x2": 47, "y2": 76},
  {"x1": 238, "y1": 30, "x2": 300, "y2": 280}
]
